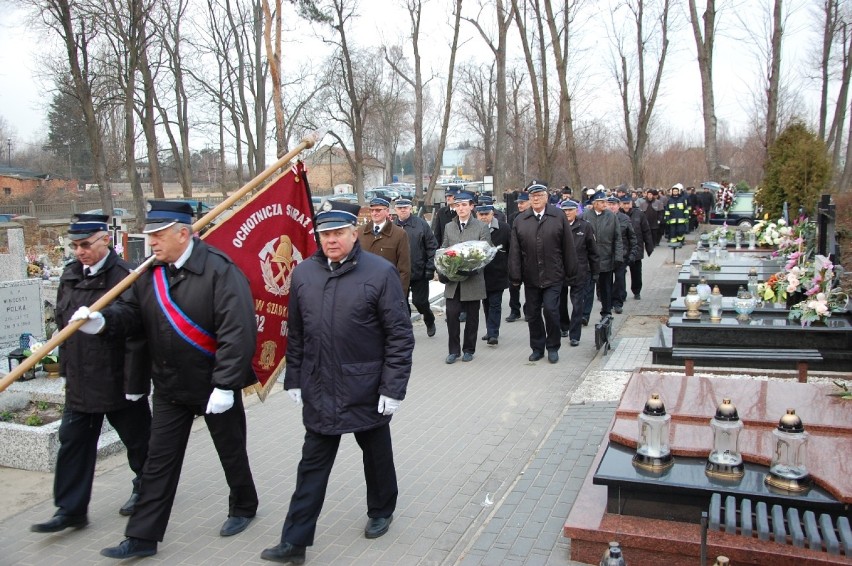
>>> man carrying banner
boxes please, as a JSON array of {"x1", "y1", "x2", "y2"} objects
[
  {"x1": 30, "y1": 214, "x2": 151, "y2": 535},
  {"x1": 71, "y1": 201, "x2": 259, "y2": 559},
  {"x1": 261, "y1": 201, "x2": 414, "y2": 564}
]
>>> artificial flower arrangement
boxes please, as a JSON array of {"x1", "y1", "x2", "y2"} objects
[
  {"x1": 434, "y1": 241, "x2": 500, "y2": 282},
  {"x1": 23, "y1": 341, "x2": 59, "y2": 367},
  {"x1": 750, "y1": 218, "x2": 792, "y2": 247},
  {"x1": 788, "y1": 255, "x2": 848, "y2": 325},
  {"x1": 756, "y1": 272, "x2": 788, "y2": 304},
  {"x1": 708, "y1": 224, "x2": 735, "y2": 242}
]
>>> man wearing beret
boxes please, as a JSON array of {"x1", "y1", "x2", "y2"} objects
[
  {"x1": 359, "y1": 197, "x2": 411, "y2": 296},
  {"x1": 441, "y1": 192, "x2": 491, "y2": 364},
  {"x1": 582, "y1": 189, "x2": 623, "y2": 323},
  {"x1": 73, "y1": 201, "x2": 259, "y2": 558},
  {"x1": 395, "y1": 199, "x2": 438, "y2": 337},
  {"x1": 508, "y1": 182, "x2": 578, "y2": 363},
  {"x1": 261, "y1": 202, "x2": 414, "y2": 564},
  {"x1": 30, "y1": 214, "x2": 151, "y2": 535}
]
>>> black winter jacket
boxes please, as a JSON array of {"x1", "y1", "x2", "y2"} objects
[
  {"x1": 57, "y1": 250, "x2": 137, "y2": 412},
  {"x1": 616, "y1": 211, "x2": 639, "y2": 263},
  {"x1": 508, "y1": 204, "x2": 579, "y2": 288},
  {"x1": 569, "y1": 218, "x2": 600, "y2": 283},
  {"x1": 396, "y1": 214, "x2": 437, "y2": 282},
  {"x1": 284, "y1": 242, "x2": 414, "y2": 435},
  {"x1": 627, "y1": 206, "x2": 655, "y2": 259},
  {"x1": 105, "y1": 239, "x2": 258, "y2": 404},
  {"x1": 582, "y1": 208, "x2": 623, "y2": 272},
  {"x1": 483, "y1": 218, "x2": 511, "y2": 292}
]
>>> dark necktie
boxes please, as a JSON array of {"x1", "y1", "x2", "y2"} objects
[
  {"x1": 83, "y1": 267, "x2": 91, "y2": 277},
  {"x1": 536, "y1": 213, "x2": 542, "y2": 222},
  {"x1": 330, "y1": 261, "x2": 341, "y2": 271},
  {"x1": 460, "y1": 222, "x2": 466, "y2": 231},
  {"x1": 168, "y1": 264, "x2": 179, "y2": 277},
  {"x1": 373, "y1": 226, "x2": 380, "y2": 236}
]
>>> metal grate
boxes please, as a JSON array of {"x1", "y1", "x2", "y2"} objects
[{"x1": 708, "y1": 493, "x2": 851, "y2": 557}]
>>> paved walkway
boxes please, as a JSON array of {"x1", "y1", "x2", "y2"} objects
[{"x1": 0, "y1": 242, "x2": 685, "y2": 565}]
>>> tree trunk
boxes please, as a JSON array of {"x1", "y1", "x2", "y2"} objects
[
  {"x1": 688, "y1": 0, "x2": 719, "y2": 180},
  {"x1": 765, "y1": 0, "x2": 783, "y2": 160}
]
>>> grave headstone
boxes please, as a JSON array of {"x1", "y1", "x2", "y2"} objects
[
  {"x1": 0, "y1": 279, "x2": 44, "y2": 346},
  {"x1": 0, "y1": 224, "x2": 26, "y2": 281}
]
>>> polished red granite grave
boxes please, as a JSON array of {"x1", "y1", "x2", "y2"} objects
[{"x1": 564, "y1": 372, "x2": 852, "y2": 565}]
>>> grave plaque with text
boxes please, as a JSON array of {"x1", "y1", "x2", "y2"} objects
[{"x1": 0, "y1": 280, "x2": 43, "y2": 345}]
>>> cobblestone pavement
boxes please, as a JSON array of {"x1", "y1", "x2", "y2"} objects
[{"x1": 0, "y1": 240, "x2": 686, "y2": 566}]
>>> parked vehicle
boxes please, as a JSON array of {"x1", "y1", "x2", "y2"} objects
[
  {"x1": 707, "y1": 191, "x2": 757, "y2": 227},
  {"x1": 325, "y1": 193, "x2": 360, "y2": 205},
  {"x1": 166, "y1": 198, "x2": 212, "y2": 216},
  {"x1": 83, "y1": 207, "x2": 130, "y2": 217},
  {"x1": 365, "y1": 187, "x2": 401, "y2": 201}
]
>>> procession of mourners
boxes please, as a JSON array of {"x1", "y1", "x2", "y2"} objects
[{"x1": 17, "y1": 177, "x2": 713, "y2": 564}]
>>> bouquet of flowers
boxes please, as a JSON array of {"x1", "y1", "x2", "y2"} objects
[
  {"x1": 756, "y1": 272, "x2": 788, "y2": 304},
  {"x1": 750, "y1": 218, "x2": 792, "y2": 247},
  {"x1": 788, "y1": 289, "x2": 848, "y2": 326},
  {"x1": 715, "y1": 183, "x2": 737, "y2": 215},
  {"x1": 434, "y1": 241, "x2": 500, "y2": 282}
]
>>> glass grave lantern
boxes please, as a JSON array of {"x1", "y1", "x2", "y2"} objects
[
  {"x1": 733, "y1": 286, "x2": 757, "y2": 323},
  {"x1": 697, "y1": 276, "x2": 712, "y2": 303},
  {"x1": 705, "y1": 398, "x2": 745, "y2": 479},
  {"x1": 748, "y1": 230, "x2": 757, "y2": 250},
  {"x1": 734, "y1": 230, "x2": 743, "y2": 250},
  {"x1": 718, "y1": 233, "x2": 728, "y2": 249},
  {"x1": 708, "y1": 285, "x2": 723, "y2": 322},
  {"x1": 684, "y1": 285, "x2": 702, "y2": 320},
  {"x1": 747, "y1": 267, "x2": 759, "y2": 300},
  {"x1": 765, "y1": 409, "x2": 811, "y2": 493},
  {"x1": 689, "y1": 259, "x2": 701, "y2": 278},
  {"x1": 632, "y1": 393, "x2": 673, "y2": 471}
]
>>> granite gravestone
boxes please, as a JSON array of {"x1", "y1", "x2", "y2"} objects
[{"x1": 0, "y1": 279, "x2": 44, "y2": 347}]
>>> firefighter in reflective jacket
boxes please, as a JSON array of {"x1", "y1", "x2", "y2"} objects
[{"x1": 663, "y1": 183, "x2": 690, "y2": 245}]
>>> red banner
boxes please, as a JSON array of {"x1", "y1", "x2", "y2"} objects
[{"x1": 202, "y1": 162, "x2": 317, "y2": 398}]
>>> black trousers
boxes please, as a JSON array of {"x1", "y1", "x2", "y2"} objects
[
  {"x1": 559, "y1": 280, "x2": 588, "y2": 341},
  {"x1": 125, "y1": 392, "x2": 257, "y2": 542},
  {"x1": 508, "y1": 282, "x2": 523, "y2": 316},
  {"x1": 54, "y1": 402, "x2": 151, "y2": 517},
  {"x1": 409, "y1": 278, "x2": 435, "y2": 326},
  {"x1": 651, "y1": 228, "x2": 662, "y2": 246},
  {"x1": 481, "y1": 289, "x2": 504, "y2": 338},
  {"x1": 445, "y1": 286, "x2": 479, "y2": 355},
  {"x1": 583, "y1": 270, "x2": 614, "y2": 318},
  {"x1": 525, "y1": 284, "x2": 562, "y2": 353},
  {"x1": 613, "y1": 262, "x2": 628, "y2": 308},
  {"x1": 629, "y1": 259, "x2": 643, "y2": 296},
  {"x1": 282, "y1": 424, "x2": 397, "y2": 547}
]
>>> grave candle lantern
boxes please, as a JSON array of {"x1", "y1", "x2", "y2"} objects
[
  {"x1": 734, "y1": 286, "x2": 756, "y2": 323},
  {"x1": 765, "y1": 409, "x2": 811, "y2": 493},
  {"x1": 690, "y1": 260, "x2": 701, "y2": 278},
  {"x1": 735, "y1": 230, "x2": 743, "y2": 250},
  {"x1": 697, "y1": 276, "x2": 712, "y2": 303},
  {"x1": 633, "y1": 393, "x2": 673, "y2": 471},
  {"x1": 748, "y1": 230, "x2": 757, "y2": 250},
  {"x1": 708, "y1": 286, "x2": 723, "y2": 322},
  {"x1": 747, "y1": 267, "x2": 759, "y2": 299},
  {"x1": 684, "y1": 285, "x2": 702, "y2": 319},
  {"x1": 706, "y1": 398, "x2": 745, "y2": 479}
]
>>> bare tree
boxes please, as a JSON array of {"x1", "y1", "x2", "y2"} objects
[
  {"x1": 608, "y1": 0, "x2": 672, "y2": 189},
  {"x1": 262, "y1": 0, "x2": 286, "y2": 155},
  {"x1": 424, "y1": 0, "x2": 464, "y2": 207},
  {"x1": 688, "y1": 0, "x2": 722, "y2": 180},
  {"x1": 463, "y1": 0, "x2": 512, "y2": 198},
  {"x1": 456, "y1": 62, "x2": 495, "y2": 177},
  {"x1": 366, "y1": 60, "x2": 410, "y2": 184},
  {"x1": 765, "y1": 0, "x2": 783, "y2": 158}
]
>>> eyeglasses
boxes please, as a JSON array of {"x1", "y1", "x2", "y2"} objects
[{"x1": 69, "y1": 238, "x2": 103, "y2": 250}]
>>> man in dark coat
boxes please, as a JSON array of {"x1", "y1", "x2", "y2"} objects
[
  {"x1": 698, "y1": 185, "x2": 715, "y2": 224},
  {"x1": 260, "y1": 204, "x2": 414, "y2": 565},
  {"x1": 558, "y1": 201, "x2": 599, "y2": 346},
  {"x1": 75, "y1": 202, "x2": 259, "y2": 559},
  {"x1": 359, "y1": 197, "x2": 411, "y2": 296},
  {"x1": 582, "y1": 190, "x2": 624, "y2": 322},
  {"x1": 30, "y1": 214, "x2": 151, "y2": 535},
  {"x1": 430, "y1": 187, "x2": 457, "y2": 248},
  {"x1": 505, "y1": 192, "x2": 529, "y2": 322},
  {"x1": 639, "y1": 189, "x2": 665, "y2": 245},
  {"x1": 620, "y1": 196, "x2": 655, "y2": 300},
  {"x1": 395, "y1": 198, "x2": 438, "y2": 337},
  {"x1": 475, "y1": 204, "x2": 510, "y2": 345},
  {"x1": 608, "y1": 196, "x2": 638, "y2": 314},
  {"x1": 508, "y1": 183, "x2": 578, "y2": 364}
]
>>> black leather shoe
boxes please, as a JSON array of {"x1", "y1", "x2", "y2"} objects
[
  {"x1": 100, "y1": 537, "x2": 158, "y2": 559},
  {"x1": 570, "y1": 339, "x2": 580, "y2": 347},
  {"x1": 613, "y1": 306, "x2": 623, "y2": 314},
  {"x1": 426, "y1": 323, "x2": 436, "y2": 337},
  {"x1": 481, "y1": 334, "x2": 489, "y2": 340},
  {"x1": 634, "y1": 294, "x2": 641, "y2": 300},
  {"x1": 260, "y1": 542, "x2": 306, "y2": 564},
  {"x1": 119, "y1": 492, "x2": 139, "y2": 516},
  {"x1": 487, "y1": 337, "x2": 498, "y2": 346},
  {"x1": 365, "y1": 515, "x2": 393, "y2": 539},
  {"x1": 220, "y1": 515, "x2": 254, "y2": 537},
  {"x1": 30, "y1": 514, "x2": 88, "y2": 533},
  {"x1": 560, "y1": 330, "x2": 569, "y2": 337},
  {"x1": 505, "y1": 312, "x2": 521, "y2": 322},
  {"x1": 462, "y1": 352, "x2": 474, "y2": 362},
  {"x1": 548, "y1": 350, "x2": 559, "y2": 364},
  {"x1": 581, "y1": 318, "x2": 589, "y2": 326},
  {"x1": 528, "y1": 351, "x2": 544, "y2": 362},
  {"x1": 446, "y1": 354, "x2": 458, "y2": 364}
]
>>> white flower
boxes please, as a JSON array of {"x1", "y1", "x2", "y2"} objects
[{"x1": 778, "y1": 218, "x2": 787, "y2": 226}]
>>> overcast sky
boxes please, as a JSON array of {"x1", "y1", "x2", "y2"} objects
[{"x1": 0, "y1": 0, "x2": 830, "y2": 158}]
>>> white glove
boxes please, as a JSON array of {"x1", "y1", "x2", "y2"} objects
[
  {"x1": 125, "y1": 394, "x2": 144, "y2": 402},
  {"x1": 287, "y1": 388, "x2": 302, "y2": 406},
  {"x1": 378, "y1": 395, "x2": 401, "y2": 416},
  {"x1": 205, "y1": 388, "x2": 234, "y2": 414},
  {"x1": 70, "y1": 306, "x2": 105, "y2": 334}
]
